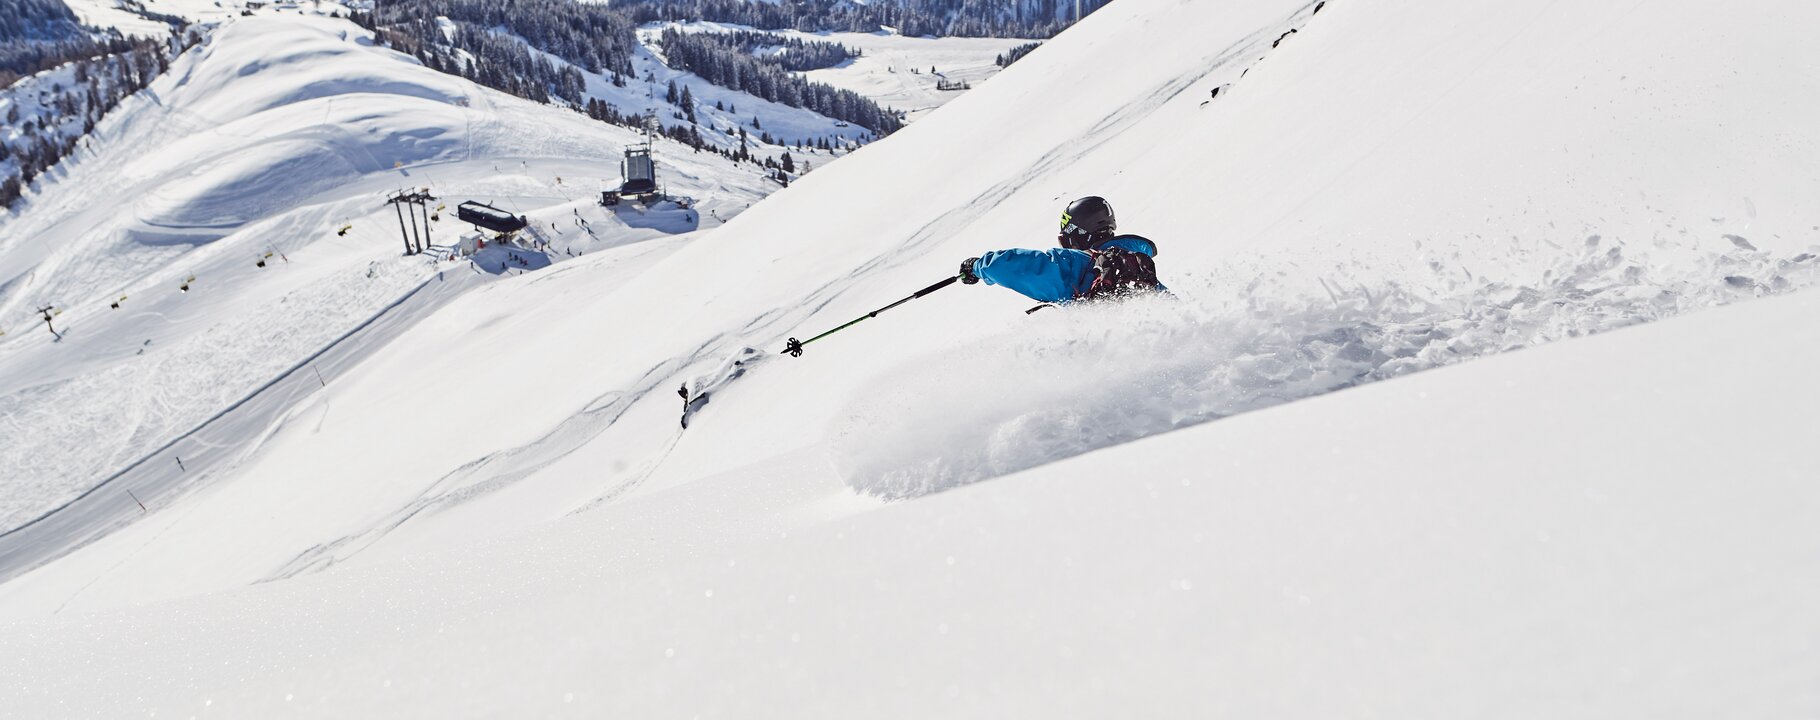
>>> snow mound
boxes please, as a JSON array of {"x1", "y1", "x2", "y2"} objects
[
  {"x1": 137, "y1": 138, "x2": 366, "y2": 229},
  {"x1": 134, "y1": 110, "x2": 464, "y2": 228},
  {"x1": 122, "y1": 20, "x2": 473, "y2": 228},
  {"x1": 834, "y1": 236, "x2": 1820, "y2": 499},
  {"x1": 171, "y1": 20, "x2": 468, "y2": 120}
]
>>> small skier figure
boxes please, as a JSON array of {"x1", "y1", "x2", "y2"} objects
[
  {"x1": 957, "y1": 196, "x2": 1164, "y2": 304},
  {"x1": 38, "y1": 306, "x2": 60, "y2": 340},
  {"x1": 678, "y1": 383, "x2": 711, "y2": 428}
]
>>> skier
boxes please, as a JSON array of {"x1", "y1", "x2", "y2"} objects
[
  {"x1": 780, "y1": 198, "x2": 1162, "y2": 359},
  {"x1": 957, "y1": 196, "x2": 1162, "y2": 304}
]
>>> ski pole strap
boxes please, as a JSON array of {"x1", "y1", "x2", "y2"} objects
[{"x1": 782, "y1": 275, "x2": 961, "y2": 357}]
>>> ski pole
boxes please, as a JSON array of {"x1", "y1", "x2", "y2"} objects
[{"x1": 782, "y1": 275, "x2": 959, "y2": 357}]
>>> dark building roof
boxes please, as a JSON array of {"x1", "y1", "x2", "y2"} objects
[{"x1": 456, "y1": 201, "x2": 526, "y2": 233}]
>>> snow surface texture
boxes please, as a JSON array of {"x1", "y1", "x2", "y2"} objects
[
  {"x1": 0, "y1": 62, "x2": 101, "y2": 188},
  {"x1": 5, "y1": 0, "x2": 1820, "y2": 715},
  {"x1": 60, "y1": 0, "x2": 362, "y2": 38},
  {"x1": 652, "y1": 21, "x2": 1036, "y2": 123},
  {"x1": 6, "y1": 290, "x2": 1820, "y2": 718},
  {"x1": 4, "y1": 0, "x2": 1814, "y2": 608},
  {"x1": 796, "y1": 30, "x2": 1033, "y2": 122},
  {"x1": 0, "y1": 17, "x2": 773, "y2": 534},
  {"x1": 57, "y1": 0, "x2": 189, "y2": 38},
  {"x1": 836, "y1": 237, "x2": 1820, "y2": 498}
]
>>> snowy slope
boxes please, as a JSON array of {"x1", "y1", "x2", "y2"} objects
[
  {"x1": 58, "y1": 0, "x2": 188, "y2": 37},
  {"x1": 3, "y1": 0, "x2": 1815, "y2": 609},
  {"x1": 651, "y1": 21, "x2": 1037, "y2": 123},
  {"x1": 605, "y1": 32, "x2": 871, "y2": 151},
  {"x1": 439, "y1": 20, "x2": 889, "y2": 186},
  {"x1": 4, "y1": 266, "x2": 1819, "y2": 718},
  {"x1": 3, "y1": 0, "x2": 1820, "y2": 715},
  {"x1": 796, "y1": 30, "x2": 1032, "y2": 122},
  {"x1": 0, "y1": 16, "x2": 772, "y2": 538},
  {"x1": 61, "y1": 0, "x2": 363, "y2": 37},
  {"x1": 0, "y1": 62, "x2": 95, "y2": 186}
]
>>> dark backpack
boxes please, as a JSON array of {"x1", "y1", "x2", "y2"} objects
[{"x1": 1081, "y1": 246, "x2": 1161, "y2": 300}]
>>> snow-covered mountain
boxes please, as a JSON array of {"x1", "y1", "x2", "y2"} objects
[
  {"x1": 654, "y1": 20, "x2": 1036, "y2": 123},
  {"x1": 0, "y1": 7, "x2": 1024, "y2": 534},
  {"x1": 3, "y1": 0, "x2": 1820, "y2": 716},
  {"x1": 359, "y1": 2, "x2": 1030, "y2": 178},
  {"x1": 612, "y1": 0, "x2": 1113, "y2": 38},
  {"x1": 0, "y1": 16, "x2": 775, "y2": 539},
  {"x1": 58, "y1": 0, "x2": 277, "y2": 38}
]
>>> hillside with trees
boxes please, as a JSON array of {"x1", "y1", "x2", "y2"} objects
[
  {"x1": 1, "y1": 10, "x2": 190, "y2": 210},
  {"x1": 656, "y1": 29, "x2": 900, "y2": 134},
  {"x1": 356, "y1": 0, "x2": 906, "y2": 135},
  {"x1": 618, "y1": 0, "x2": 1114, "y2": 38},
  {"x1": 2, "y1": 0, "x2": 99, "y2": 86}
]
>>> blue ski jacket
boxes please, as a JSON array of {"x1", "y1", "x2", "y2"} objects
[{"x1": 971, "y1": 236, "x2": 1161, "y2": 304}]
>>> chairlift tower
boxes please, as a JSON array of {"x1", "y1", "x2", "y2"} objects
[
  {"x1": 384, "y1": 188, "x2": 437, "y2": 255},
  {"x1": 37, "y1": 304, "x2": 60, "y2": 339}
]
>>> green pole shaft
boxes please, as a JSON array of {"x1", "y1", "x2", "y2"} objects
[
  {"x1": 783, "y1": 275, "x2": 959, "y2": 356},
  {"x1": 796, "y1": 314, "x2": 873, "y2": 348}
]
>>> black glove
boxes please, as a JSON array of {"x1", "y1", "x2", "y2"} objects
[{"x1": 959, "y1": 257, "x2": 981, "y2": 284}]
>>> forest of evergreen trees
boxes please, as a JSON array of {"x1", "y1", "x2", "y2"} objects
[
  {"x1": 617, "y1": 0, "x2": 1113, "y2": 39},
  {"x1": 2, "y1": 0, "x2": 101, "y2": 86},
  {"x1": 696, "y1": 30, "x2": 857, "y2": 73},
  {"x1": 1, "y1": 34, "x2": 188, "y2": 208},
  {"x1": 0, "y1": 0, "x2": 85, "y2": 43},
  {"x1": 996, "y1": 42, "x2": 1041, "y2": 68},
  {"x1": 360, "y1": 0, "x2": 640, "y2": 81},
  {"x1": 353, "y1": 0, "x2": 1121, "y2": 137},
  {"x1": 362, "y1": 15, "x2": 588, "y2": 104},
  {"x1": 656, "y1": 29, "x2": 900, "y2": 133},
  {"x1": 357, "y1": 0, "x2": 905, "y2": 134}
]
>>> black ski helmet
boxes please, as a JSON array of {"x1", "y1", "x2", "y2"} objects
[{"x1": 1060, "y1": 196, "x2": 1116, "y2": 249}]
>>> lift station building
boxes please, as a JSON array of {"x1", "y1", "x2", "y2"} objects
[{"x1": 456, "y1": 201, "x2": 527, "y2": 234}]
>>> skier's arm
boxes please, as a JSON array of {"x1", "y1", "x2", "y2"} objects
[{"x1": 967, "y1": 248, "x2": 1094, "y2": 303}]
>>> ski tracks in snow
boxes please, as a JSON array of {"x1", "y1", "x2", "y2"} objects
[
  {"x1": 232, "y1": 2, "x2": 1332, "y2": 576},
  {"x1": 746, "y1": 1, "x2": 1318, "y2": 352},
  {"x1": 0, "y1": 266, "x2": 468, "y2": 584},
  {"x1": 263, "y1": 343, "x2": 761, "y2": 580}
]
